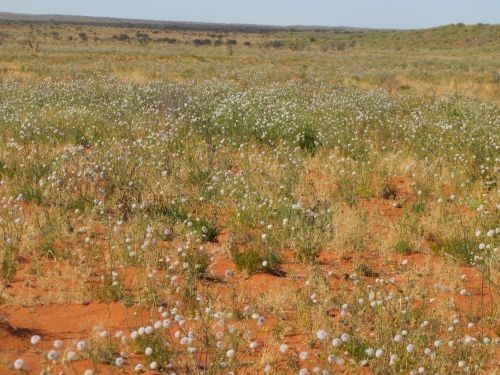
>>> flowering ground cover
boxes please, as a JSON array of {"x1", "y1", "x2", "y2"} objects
[{"x1": 0, "y1": 21, "x2": 498, "y2": 374}]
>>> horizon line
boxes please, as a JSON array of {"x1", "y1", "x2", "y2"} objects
[{"x1": 1, "y1": 11, "x2": 495, "y2": 31}]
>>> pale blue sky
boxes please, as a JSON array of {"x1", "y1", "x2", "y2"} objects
[{"x1": 1, "y1": 0, "x2": 499, "y2": 29}]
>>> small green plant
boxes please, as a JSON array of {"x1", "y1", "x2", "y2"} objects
[
  {"x1": 86, "y1": 337, "x2": 118, "y2": 365},
  {"x1": 1, "y1": 244, "x2": 18, "y2": 282},
  {"x1": 40, "y1": 237, "x2": 56, "y2": 258},
  {"x1": 298, "y1": 125, "x2": 321, "y2": 155},
  {"x1": 345, "y1": 335, "x2": 369, "y2": 363},
  {"x1": 395, "y1": 239, "x2": 413, "y2": 255},
  {"x1": 412, "y1": 201, "x2": 426, "y2": 214},
  {"x1": 431, "y1": 237, "x2": 477, "y2": 265},
  {"x1": 195, "y1": 219, "x2": 220, "y2": 243},
  {"x1": 393, "y1": 214, "x2": 421, "y2": 255},
  {"x1": 231, "y1": 247, "x2": 262, "y2": 275},
  {"x1": 0, "y1": 158, "x2": 5, "y2": 177},
  {"x1": 184, "y1": 246, "x2": 211, "y2": 276},
  {"x1": 131, "y1": 331, "x2": 169, "y2": 368},
  {"x1": 155, "y1": 200, "x2": 187, "y2": 222},
  {"x1": 37, "y1": 211, "x2": 60, "y2": 258},
  {"x1": 21, "y1": 188, "x2": 44, "y2": 205},
  {"x1": 337, "y1": 178, "x2": 359, "y2": 207},
  {"x1": 230, "y1": 244, "x2": 282, "y2": 276},
  {"x1": 66, "y1": 195, "x2": 93, "y2": 212},
  {"x1": 92, "y1": 271, "x2": 131, "y2": 303},
  {"x1": 295, "y1": 233, "x2": 323, "y2": 264}
]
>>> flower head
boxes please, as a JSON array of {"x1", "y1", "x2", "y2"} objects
[
  {"x1": 316, "y1": 330, "x2": 328, "y2": 341},
  {"x1": 30, "y1": 335, "x2": 41, "y2": 345},
  {"x1": 47, "y1": 350, "x2": 58, "y2": 361},
  {"x1": 13, "y1": 359, "x2": 24, "y2": 370}
]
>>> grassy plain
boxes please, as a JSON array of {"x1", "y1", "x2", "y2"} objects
[{"x1": 0, "y1": 20, "x2": 499, "y2": 374}]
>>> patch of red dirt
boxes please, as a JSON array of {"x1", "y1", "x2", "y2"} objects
[{"x1": 0, "y1": 302, "x2": 148, "y2": 374}]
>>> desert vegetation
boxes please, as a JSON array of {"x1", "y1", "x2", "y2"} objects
[{"x1": 0, "y1": 18, "x2": 498, "y2": 374}]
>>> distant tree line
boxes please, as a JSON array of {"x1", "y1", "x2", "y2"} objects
[{"x1": 107, "y1": 33, "x2": 242, "y2": 47}]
